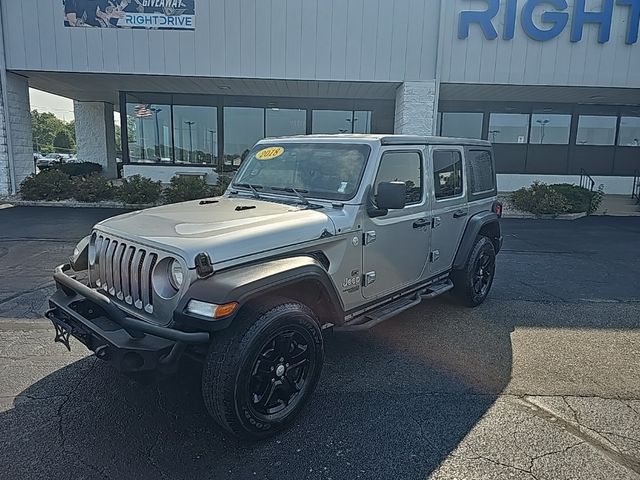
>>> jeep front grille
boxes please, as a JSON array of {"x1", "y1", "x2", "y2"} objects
[{"x1": 94, "y1": 235, "x2": 157, "y2": 314}]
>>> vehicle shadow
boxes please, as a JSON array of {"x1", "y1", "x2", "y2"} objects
[{"x1": 0, "y1": 296, "x2": 513, "y2": 480}]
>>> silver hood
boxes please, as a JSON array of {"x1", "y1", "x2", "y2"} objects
[{"x1": 94, "y1": 196, "x2": 337, "y2": 267}]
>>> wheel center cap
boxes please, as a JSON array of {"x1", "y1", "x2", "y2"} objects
[{"x1": 275, "y1": 364, "x2": 286, "y2": 377}]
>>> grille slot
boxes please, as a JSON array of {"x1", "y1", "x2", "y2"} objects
[{"x1": 94, "y1": 235, "x2": 156, "y2": 313}]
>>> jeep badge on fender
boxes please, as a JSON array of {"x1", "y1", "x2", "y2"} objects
[{"x1": 46, "y1": 134, "x2": 502, "y2": 440}]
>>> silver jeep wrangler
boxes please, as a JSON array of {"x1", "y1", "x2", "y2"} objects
[{"x1": 48, "y1": 135, "x2": 502, "y2": 439}]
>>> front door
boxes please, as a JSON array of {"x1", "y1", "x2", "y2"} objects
[
  {"x1": 429, "y1": 146, "x2": 469, "y2": 275},
  {"x1": 362, "y1": 148, "x2": 431, "y2": 300}
]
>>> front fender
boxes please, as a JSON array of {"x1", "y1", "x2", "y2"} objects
[{"x1": 174, "y1": 256, "x2": 344, "y2": 332}]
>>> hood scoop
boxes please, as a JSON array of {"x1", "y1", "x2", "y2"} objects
[{"x1": 235, "y1": 205, "x2": 257, "y2": 211}]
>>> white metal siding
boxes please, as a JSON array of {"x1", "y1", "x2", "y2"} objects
[
  {"x1": 441, "y1": 0, "x2": 640, "y2": 88},
  {"x1": 3, "y1": 0, "x2": 440, "y2": 82}
]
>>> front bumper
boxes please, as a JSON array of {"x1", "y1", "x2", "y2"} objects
[{"x1": 47, "y1": 264, "x2": 210, "y2": 373}]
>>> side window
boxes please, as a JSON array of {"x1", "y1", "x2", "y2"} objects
[
  {"x1": 433, "y1": 150, "x2": 464, "y2": 200},
  {"x1": 467, "y1": 149, "x2": 495, "y2": 194},
  {"x1": 374, "y1": 151, "x2": 423, "y2": 205}
]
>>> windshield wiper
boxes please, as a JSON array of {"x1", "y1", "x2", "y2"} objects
[
  {"x1": 233, "y1": 183, "x2": 263, "y2": 199},
  {"x1": 269, "y1": 186, "x2": 310, "y2": 206}
]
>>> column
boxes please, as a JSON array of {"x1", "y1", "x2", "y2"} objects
[
  {"x1": 394, "y1": 81, "x2": 438, "y2": 136},
  {"x1": 74, "y1": 101, "x2": 117, "y2": 178}
]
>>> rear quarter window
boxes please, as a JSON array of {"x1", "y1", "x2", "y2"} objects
[{"x1": 467, "y1": 149, "x2": 495, "y2": 195}]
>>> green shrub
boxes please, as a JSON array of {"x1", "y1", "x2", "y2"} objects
[
  {"x1": 212, "y1": 174, "x2": 232, "y2": 196},
  {"x1": 20, "y1": 169, "x2": 74, "y2": 201},
  {"x1": 163, "y1": 175, "x2": 213, "y2": 204},
  {"x1": 54, "y1": 162, "x2": 103, "y2": 177},
  {"x1": 118, "y1": 175, "x2": 162, "y2": 205},
  {"x1": 511, "y1": 182, "x2": 570, "y2": 216},
  {"x1": 548, "y1": 184, "x2": 592, "y2": 214},
  {"x1": 72, "y1": 174, "x2": 116, "y2": 202}
]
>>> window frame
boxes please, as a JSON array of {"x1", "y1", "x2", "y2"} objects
[
  {"x1": 431, "y1": 147, "x2": 466, "y2": 203},
  {"x1": 373, "y1": 148, "x2": 425, "y2": 208},
  {"x1": 488, "y1": 113, "x2": 531, "y2": 144},
  {"x1": 576, "y1": 115, "x2": 618, "y2": 146}
]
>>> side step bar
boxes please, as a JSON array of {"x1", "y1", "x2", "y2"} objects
[{"x1": 334, "y1": 279, "x2": 455, "y2": 333}]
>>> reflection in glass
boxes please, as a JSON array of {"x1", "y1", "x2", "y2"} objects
[
  {"x1": 312, "y1": 110, "x2": 372, "y2": 134},
  {"x1": 375, "y1": 152, "x2": 422, "y2": 204},
  {"x1": 618, "y1": 117, "x2": 640, "y2": 147},
  {"x1": 576, "y1": 116, "x2": 617, "y2": 146},
  {"x1": 488, "y1": 114, "x2": 530, "y2": 144},
  {"x1": 126, "y1": 102, "x2": 172, "y2": 163},
  {"x1": 266, "y1": 109, "x2": 306, "y2": 137},
  {"x1": 224, "y1": 107, "x2": 265, "y2": 168},
  {"x1": 433, "y1": 151, "x2": 464, "y2": 199},
  {"x1": 441, "y1": 112, "x2": 483, "y2": 139},
  {"x1": 530, "y1": 114, "x2": 571, "y2": 144},
  {"x1": 173, "y1": 106, "x2": 218, "y2": 164}
]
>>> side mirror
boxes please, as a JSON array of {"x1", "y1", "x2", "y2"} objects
[{"x1": 376, "y1": 181, "x2": 407, "y2": 211}]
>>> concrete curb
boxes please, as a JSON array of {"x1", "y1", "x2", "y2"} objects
[
  {"x1": 0, "y1": 198, "x2": 154, "y2": 210},
  {"x1": 502, "y1": 212, "x2": 588, "y2": 220}
]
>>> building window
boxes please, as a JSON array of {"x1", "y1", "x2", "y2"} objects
[
  {"x1": 467, "y1": 150, "x2": 495, "y2": 194},
  {"x1": 618, "y1": 117, "x2": 640, "y2": 147},
  {"x1": 488, "y1": 113, "x2": 530, "y2": 144},
  {"x1": 374, "y1": 151, "x2": 423, "y2": 205},
  {"x1": 576, "y1": 115, "x2": 617, "y2": 146},
  {"x1": 173, "y1": 105, "x2": 218, "y2": 165},
  {"x1": 530, "y1": 114, "x2": 571, "y2": 145},
  {"x1": 441, "y1": 112, "x2": 483, "y2": 139},
  {"x1": 126, "y1": 98, "x2": 172, "y2": 163},
  {"x1": 266, "y1": 108, "x2": 307, "y2": 137},
  {"x1": 224, "y1": 107, "x2": 265, "y2": 168},
  {"x1": 312, "y1": 110, "x2": 372, "y2": 134},
  {"x1": 433, "y1": 150, "x2": 464, "y2": 200}
]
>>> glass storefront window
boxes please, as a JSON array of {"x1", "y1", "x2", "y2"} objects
[
  {"x1": 576, "y1": 115, "x2": 617, "y2": 146},
  {"x1": 488, "y1": 113, "x2": 530, "y2": 144},
  {"x1": 173, "y1": 106, "x2": 218, "y2": 164},
  {"x1": 224, "y1": 107, "x2": 265, "y2": 168},
  {"x1": 126, "y1": 99, "x2": 172, "y2": 163},
  {"x1": 312, "y1": 110, "x2": 372, "y2": 134},
  {"x1": 618, "y1": 117, "x2": 640, "y2": 147},
  {"x1": 441, "y1": 112, "x2": 483, "y2": 139},
  {"x1": 530, "y1": 114, "x2": 571, "y2": 145},
  {"x1": 266, "y1": 108, "x2": 306, "y2": 137}
]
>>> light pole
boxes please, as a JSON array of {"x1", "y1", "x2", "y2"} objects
[
  {"x1": 489, "y1": 130, "x2": 501, "y2": 143},
  {"x1": 185, "y1": 121, "x2": 195, "y2": 163},
  {"x1": 209, "y1": 130, "x2": 216, "y2": 163},
  {"x1": 536, "y1": 119, "x2": 550, "y2": 143},
  {"x1": 150, "y1": 107, "x2": 163, "y2": 159}
]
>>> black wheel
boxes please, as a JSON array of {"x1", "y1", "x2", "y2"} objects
[
  {"x1": 202, "y1": 301, "x2": 323, "y2": 440},
  {"x1": 452, "y1": 236, "x2": 496, "y2": 307}
]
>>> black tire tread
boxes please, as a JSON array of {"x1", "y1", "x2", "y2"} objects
[{"x1": 451, "y1": 235, "x2": 496, "y2": 307}]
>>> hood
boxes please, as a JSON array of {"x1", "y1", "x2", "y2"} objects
[{"x1": 95, "y1": 196, "x2": 336, "y2": 267}]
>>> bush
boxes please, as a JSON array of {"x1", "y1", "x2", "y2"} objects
[
  {"x1": 163, "y1": 175, "x2": 213, "y2": 204},
  {"x1": 118, "y1": 175, "x2": 162, "y2": 205},
  {"x1": 20, "y1": 169, "x2": 74, "y2": 201},
  {"x1": 212, "y1": 174, "x2": 232, "y2": 196},
  {"x1": 511, "y1": 182, "x2": 570, "y2": 216},
  {"x1": 72, "y1": 174, "x2": 116, "y2": 202},
  {"x1": 55, "y1": 162, "x2": 102, "y2": 177}
]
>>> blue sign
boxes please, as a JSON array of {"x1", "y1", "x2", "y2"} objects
[{"x1": 458, "y1": 0, "x2": 640, "y2": 45}]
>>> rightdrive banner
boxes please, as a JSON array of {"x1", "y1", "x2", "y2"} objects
[{"x1": 63, "y1": 1, "x2": 196, "y2": 30}]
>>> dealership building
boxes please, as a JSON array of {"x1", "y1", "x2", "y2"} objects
[{"x1": 0, "y1": 0, "x2": 639, "y2": 196}]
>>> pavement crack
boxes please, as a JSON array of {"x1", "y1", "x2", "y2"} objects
[
  {"x1": 528, "y1": 441, "x2": 584, "y2": 472},
  {"x1": 147, "y1": 433, "x2": 168, "y2": 480}
]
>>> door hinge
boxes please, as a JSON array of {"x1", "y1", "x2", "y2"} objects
[
  {"x1": 432, "y1": 217, "x2": 441, "y2": 229},
  {"x1": 430, "y1": 250, "x2": 440, "y2": 263},
  {"x1": 364, "y1": 271, "x2": 377, "y2": 286},
  {"x1": 363, "y1": 231, "x2": 377, "y2": 246}
]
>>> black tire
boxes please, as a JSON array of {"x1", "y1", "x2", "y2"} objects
[
  {"x1": 452, "y1": 236, "x2": 496, "y2": 307},
  {"x1": 202, "y1": 301, "x2": 323, "y2": 440}
]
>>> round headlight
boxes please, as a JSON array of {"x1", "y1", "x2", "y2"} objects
[{"x1": 169, "y1": 259, "x2": 184, "y2": 290}]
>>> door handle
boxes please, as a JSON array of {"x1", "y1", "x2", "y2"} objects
[
  {"x1": 453, "y1": 210, "x2": 468, "y2": 219},
  {"x1": 413, "y1": 218, "x2": 430, "y2": 229}
]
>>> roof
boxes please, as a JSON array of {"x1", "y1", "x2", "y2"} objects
[{"x1": 258, "y1": 134, "x2": 492, "y2": 147}]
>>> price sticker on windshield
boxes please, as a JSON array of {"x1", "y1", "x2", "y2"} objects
[{"x1": 256, "y1": 147, "x2": 285, "y2": 161}]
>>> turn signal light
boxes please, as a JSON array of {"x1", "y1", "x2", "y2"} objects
[{"x1": 186, "y1": 300, "x2": 238, "y2": 319}]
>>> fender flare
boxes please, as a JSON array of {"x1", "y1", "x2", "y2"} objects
[
  {"x1": 174, "y1": 256, "x2": 344, "y2": 331},
  {"x1": 452, "y1": 212, "x2": 501, "y2": 270}
]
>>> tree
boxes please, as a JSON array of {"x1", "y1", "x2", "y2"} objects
[
  {"x1": 31, "y1": 109, "x2": 76, "y2": 153},
  {"x1": 115, "y1": 124, "x2": 123, "y2": 157},
  {"x1": 53, "y1": 129, "x2": 75, "y2": 153}
]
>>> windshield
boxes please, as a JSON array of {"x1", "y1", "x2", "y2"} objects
[{"x1": 233, "y1": 143, "x2": 371, "y2": 201}]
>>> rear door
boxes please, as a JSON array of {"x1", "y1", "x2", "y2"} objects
[{"x1": 429, "y1": 146, "x2": 469, "y2": 275}]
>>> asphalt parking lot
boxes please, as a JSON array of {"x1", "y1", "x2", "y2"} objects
[{"x1": 1, "y1": 206, "x2": 639, "y2": 480}]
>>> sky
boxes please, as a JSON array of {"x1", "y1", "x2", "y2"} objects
[{"x1": 29, "y1": 88, "x2": 121, "y2": 126}]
